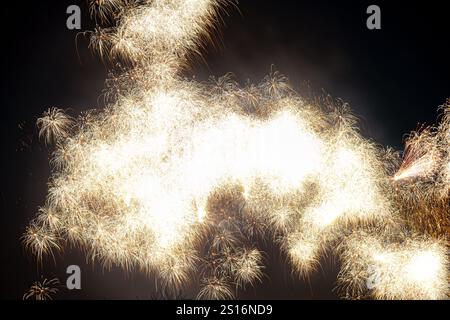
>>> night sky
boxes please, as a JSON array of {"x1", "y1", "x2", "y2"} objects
[{"x1": 2, "y1": 0, "x2": 449, "y2": 299}]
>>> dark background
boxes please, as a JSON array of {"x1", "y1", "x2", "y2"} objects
[{"x1": 1, "y1": 0, "x2": 449, "y2": 299}]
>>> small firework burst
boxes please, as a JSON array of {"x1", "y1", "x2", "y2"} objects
[
  {"x1": 36, "y1": 108, "x2": 73, "y2": 145},
  {"x1": 35, "y1": 205, "x2": 61, "y2": 230},
  {"x1": 260, "y1": 68, "x2": 293, "y2": 99},
  {"x1": 88, "y1": 0, "x2": 126, "y2": 23},
  {"x1": 23, "y1": 277, "x2": 60, "y2": 300},
  {"x1": 197, "y1": 277, "x2": 234, "y2": 300},
  {"x1": 158, "y1": 250, "x2": 197, "y2": 293},
  {"x1": 285, "y1": 232, "x2": 321, "y2": 277},
  {"x1": 233, "y1": 248, "x2": 264, "y2": 288},
  {"x1": 22, "y1": 223, "x2": 61, "y2": 263},
  {"x1": 87, "y1": 27, "x2": 114, "y2": 61},
  {"x1": 210, "y1": 228, "x2": 238, "y2": 252}
]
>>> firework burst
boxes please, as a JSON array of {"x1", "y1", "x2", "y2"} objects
[
  {"x1": 25, "y1": 0, "x2": 450, "y2": 300},
  {"x1": 197, "y1": 277, "x2": 234, "y2": 300},
  {"x1": 36, "y1": 108, "x2": 73, "y2": 145},
  {"x1": 23, "y1": 277, "x2": 60, "y2": 300},
  {"x1": 393, "y1": 102, "x2": 450, "y2": 239}
]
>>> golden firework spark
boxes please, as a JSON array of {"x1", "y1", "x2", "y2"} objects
[
  {"x1": 232, "y1": 248, "x2": 264, "y2": 288},
  {"x1": 88, "y1": 0, "x2": 126, "y2": 23}
]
